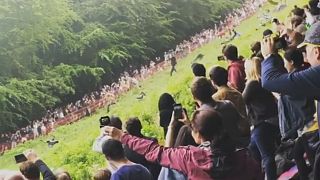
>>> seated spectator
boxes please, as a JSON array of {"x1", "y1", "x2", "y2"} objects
[
  {"x1": 92, "y1": 116, "x2": 123, "y2": 153},
  {"x1": 222, "y1": 44, "x2": 246, "y2": 92},
  {"x1": 124, "y1": 117, "x2": 161, "y2": 179},
  {"x1": 243, "y1": 57, "x2": 280, "y2": 180},
  {"x1": 191, "y1": 63, "x2": 206, "y2": 77},
  {"x1": 103, "y1": 109, "x2": 263, "y2": 179},
  {"x1": 158, "y1": 93, "x2": 183, "y2": 138},
  {"x1": 93, "y1": 169, "x2": 111, "y2": 180},
  {"x1": 191, "y1": 77, "x2": 250, "y2": 145},
  {"x1": 102, "y1": 139, "x2": 152, "y2": 180},
  {"x1": 209, "y1": 66, "x2": 247, "y2": 119}
]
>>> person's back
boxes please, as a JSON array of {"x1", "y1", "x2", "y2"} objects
[
  {"x1": 222, "y1": 45, "x2": 246, "y2": 92},
  {"x1": 102, "y1": 139, "x2": 152, "y2": 180},
  {"x1": 209, "y1": 66, "x2": 247, "y2": 119},
  {"x1": 111, "y1": 164, "x2": 152, "y2": 180}
]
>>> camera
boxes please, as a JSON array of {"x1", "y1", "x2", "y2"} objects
[
  {"x1": 263, "y1": 29, "x2": 287, "y2": 50},
  {"x1": 217, "y1": 55, "x2": 225, "y2": 61},
  {"x1": 173, "y1": 103, "x2": 183, "y2": 119},
  {"x1": 99, "y1": 116, "x2": 110, "y2": 128},
  {"x1": 273, "y1": 35, "x2": 288, "y2": 50},
  {"x1": 14, "y1": 154, "x2": 27, "y2": 164}
]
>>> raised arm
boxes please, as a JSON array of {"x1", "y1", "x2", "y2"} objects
[
  {"x1": 261, "y1": 54, "x2": 320, "y2": 97},
  {"x1": 260, "y1": 37, "x2": 320, "y2": 97},
  {"x1": 104, "y1": 126, "x2": 212, "y2": 176}
]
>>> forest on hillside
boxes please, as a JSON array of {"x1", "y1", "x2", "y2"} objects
[{"x1": 0, "y1": 0, "x2": 244, "y2": 133}]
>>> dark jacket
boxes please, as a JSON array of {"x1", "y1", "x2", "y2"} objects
[
  {"x1": 261, "y1": 54, "x2": 320, "y2": 134},
  {"x1": 242, "y1": 80, "x2": 278, "y2": 127},
  {"x1": 201, "y1": 101, "x2": 250, "y2": 148},
  {"x1": 35, "y1": 160, "x2": 56, "y2": 180},
  {"x1": 278, "y1": 93, "x2": 316, "y2": 139}
]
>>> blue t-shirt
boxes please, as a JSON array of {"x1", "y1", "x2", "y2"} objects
[{"x1": 111, "y1": 164, "x2": 152, "y2": 180}]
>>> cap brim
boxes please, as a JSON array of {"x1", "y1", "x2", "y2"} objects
[{"x1": 297, "y1": 42, "x2": 307, "y2": 49}]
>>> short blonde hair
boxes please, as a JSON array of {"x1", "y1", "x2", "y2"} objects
[{"x1": 245, "y1": 57, "x2": 262, "y2": 81}]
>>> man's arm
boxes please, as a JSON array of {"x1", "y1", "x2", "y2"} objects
[
  {"x1": 261, "y1": 54, "x2": 320, "y2": 97},
  {"x1": 24, "y1": 150, "x2": 56, "y2": 180},
  {"x1": 34, "y1": 160, "x2": 56, "y2": 180}
]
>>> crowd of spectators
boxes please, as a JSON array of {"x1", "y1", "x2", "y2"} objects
[
  {"x1": 7, "y1": 0, "x2": 320, "y2": 180},
  {"x1": 0, "y1": 0, "x2": 263, "y2": 156}
]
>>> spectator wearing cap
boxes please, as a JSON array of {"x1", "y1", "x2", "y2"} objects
[
  {"x1": 222, "y1": 44, "x2": 246, "y2": 92},
  {"x1": 261, "y1": 21, "x2": 320, "y2": 180},
  {"x1": 191, "y1": 63, "x2": 206, "y2": 77},
  {"x1": 102, "y1": 139, "x2": 152, "y2": 180},
  {"x1": 209, "y1": 66, "x2": 247, "y2": 121}
]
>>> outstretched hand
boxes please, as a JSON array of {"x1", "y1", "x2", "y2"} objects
[
  {"x1": 104, "y1": 126, "x2": 124, "y2": 141},
  {"x1": 24, "y1": 149, "x2": 39, "y2": 163},
  {"x1": 261, "y1": 37, "x2": 275, "y2": 58}
]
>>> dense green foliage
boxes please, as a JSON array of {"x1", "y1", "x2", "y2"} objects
[
  {"x1": 0, "y1": 1, "x2": 308, "y2": 178},
  {"x1": 0, "y1": 0, "x2": 244, "y2": 133}
]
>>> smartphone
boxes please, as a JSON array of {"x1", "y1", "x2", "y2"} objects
[
  {"x1": 14, "y1": 154, "x2": 27, "y2": 164},
  {"x1": 217, "y1": 56, "x2": 225, "y2": 61},
  {"x1": 99, "y1": 116, "x2": 110, "y2": 128},
  {"x1": 173, "y1": 103, "x2": 183, "y2": 119}
]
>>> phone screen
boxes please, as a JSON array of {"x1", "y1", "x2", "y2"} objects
[
  {"x1": 174, "y1": 104, "x2": 183, "y2": 119},
  {"x1": 14, "y1": 154, "x2": 27, "y2": 164}
]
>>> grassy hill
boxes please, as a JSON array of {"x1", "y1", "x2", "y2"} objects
[{"x1": 0, "y1": 0, "x2": 308, "y2": 178}]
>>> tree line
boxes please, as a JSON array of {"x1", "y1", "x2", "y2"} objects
[{"x1": 0, "y1": 0, "x2": 243, "y2": 133}]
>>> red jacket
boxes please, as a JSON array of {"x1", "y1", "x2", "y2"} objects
[
  {"x1": 121, "y1": 134, "x2": 263, "y2": 180},
  {"x1": 227, "y1": 61, "x2": 246, "y2": 92}
]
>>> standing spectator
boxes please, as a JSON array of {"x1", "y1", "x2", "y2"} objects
[
  {"x1": 209, "y1": 66, "x2": 247, "y2": 119},
  {"x1": 191, "y1": 77, "x2": 250, "y2": 147},
  {"x1": 222, "y1": 45, "x2": 246, "y2": 92},
  {"x1": 243, "y1": 57, "x2": 280, "y2": 180},
  {"x1": 261, "y1": 21, "x2": 320, "y2": 180},
  {"x1": 278, "y1": 48, "x2": 316, "y2": 140},
  {"x1": 102, "y1": 139, "x2": 152, "y2": 180}
]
